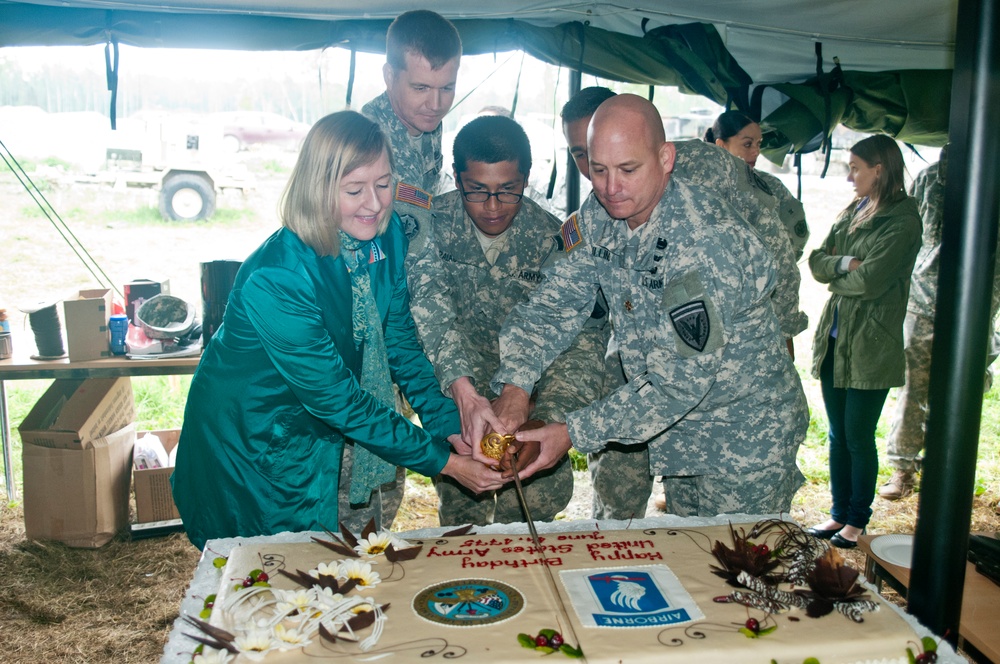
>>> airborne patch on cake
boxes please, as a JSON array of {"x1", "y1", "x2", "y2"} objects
[
  {"x1": 560, "y1": 565, "x2": 704, "y2": 628},
  {"x1": 413, "y1": 578, "x2": 525, "y2": 627}
]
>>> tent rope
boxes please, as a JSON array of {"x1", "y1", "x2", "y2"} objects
[{"x1": 0, "y1": 138, "x2": 121, "y2": 297}]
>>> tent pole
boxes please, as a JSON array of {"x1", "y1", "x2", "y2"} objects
[
  {"x1": 907, "y1": 0, "x2": 1000, "y2": 645},
  {"x1": 566, "y1": 69, "x2": 582, "y2": 214}
]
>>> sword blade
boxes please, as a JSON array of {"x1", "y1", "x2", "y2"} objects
[{"x1": 510, "y1": 453, "x2": 582, "y2": 653}]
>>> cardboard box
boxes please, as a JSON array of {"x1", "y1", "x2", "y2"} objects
[
  {"x1": 63, "y1": 288, "x2": 112, "y2": 361},
  {"x1": 133, "y1": 429, "x2": 181, "y2": 523},
  {"x1": 124, "y1": 279, "x2": 170, "y2": 325},
  {"x1": 22, "y1": 423, "x2": 136, "y2": 548},
  {"x1": 18, "y1": 377, "x2": 135, "y2": 450}
]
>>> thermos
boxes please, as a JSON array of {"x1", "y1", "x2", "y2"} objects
[
  {"x1": 201, "y1": 260, "x2": 243, "y2": 346},
  {"x1": 109, "y1": 314, "x2": 128, "y2": 355}
]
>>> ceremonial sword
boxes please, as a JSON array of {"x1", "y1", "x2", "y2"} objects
[{"x1": 483, "y1": 431, "x2": 582, "y2": 653}]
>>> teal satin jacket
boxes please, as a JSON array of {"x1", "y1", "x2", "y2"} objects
[{"x1": 172, "y1": 215, "x2": 458, "y2": 549}]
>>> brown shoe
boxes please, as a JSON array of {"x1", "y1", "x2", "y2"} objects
[
  {"x1": 654, "y1": 494, "x2": 666, "y2": 511},
  {"x1": 878, "y1": 470, "x2": 915, "y2": 501}
]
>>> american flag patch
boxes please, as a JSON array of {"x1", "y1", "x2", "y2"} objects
[
  {"x1": 396, "y1": 182, "x2": 432, "y2": 209},
  {"x1": 561, "y1": 214, "x2": 582, "y2": 252}
]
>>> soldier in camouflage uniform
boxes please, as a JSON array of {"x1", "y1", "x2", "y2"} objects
[
  {"x1": 559, "y1": 88, "x2": 808, "y2": 518},
  {"x1": 408, "y1": 115, "x2": 613, "y2": 525},
  {"x1": 359, "y1": 10, "x2": 461, "y2": 526},
  {"x1": 491, "y1": 94, "x2": 809, "y2": 517},
  {"x1": 705, "y1": 110, "x2": 810, "y2": 260},
  {"x1": 361, "y1": 10, "x2": 461, "y2": 256},
  {"x1": 880, "y1": 144, "x2": 1000, "y2": 499}
]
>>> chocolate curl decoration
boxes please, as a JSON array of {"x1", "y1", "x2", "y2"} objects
[
  {"x1": 794, "y1": 549, "x2": 876, "y2": 619},
  {"x1": 182, "y1": 615, "x2": 239, "y2": 653},
  {"x1": 709, "y1": 522, "x2": 782, "y2": 587}
]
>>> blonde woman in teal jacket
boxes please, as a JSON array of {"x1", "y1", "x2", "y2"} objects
[
  {"x1": 172, "y1": 112, "x2": 505, "y2": 550},
  {"x1": 805, "y1": 135, "x2": 922, "y2": 549}
]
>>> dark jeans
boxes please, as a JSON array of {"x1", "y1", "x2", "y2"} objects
[{"x1": 819, "y1": 337, "x2": 889, "y2": 529}]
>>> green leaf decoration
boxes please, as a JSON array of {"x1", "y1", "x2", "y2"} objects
[
  {"x1": 212, "y1": 557, "x2": 227, "y2": 569},
  {"x1": 803, "y1": 658, "x2": 821, "y2": 664},
  {"x1": 906, "y1": 647, "x2": 917, "y2": 664},
  {"x1": 759, "y1": 625, "x2": 778, "y2": 636},
  {"x1": 535, "y1": 646, "x2": 556, "y2": 654},
  {"x1": 539, "y1": 628, "x2": 557, "y2": 639},
  {"x1": 198, "y1": 608, "x2": 211, "y2": 620},
  {"x1": 517, "y1": 634, "x2": 536, "y2": 649},
  {"x1": 560, "y1": 644, "x2": 585, "y2": 658},
  {"x1": 739, "y1": 627, "x2": 760, "y2": 638},
  {"x1": 921, "y1": 636, "x2": 938, "y2": 653}
]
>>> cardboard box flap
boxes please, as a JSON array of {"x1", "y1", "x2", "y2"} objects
[{"x1": 19, "y1": 377, "x2": 135, "y2": 449}]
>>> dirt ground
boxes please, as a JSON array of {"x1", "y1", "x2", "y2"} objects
[{"x1": 1, "y1": 141, "x2": 997, "y2": 662}]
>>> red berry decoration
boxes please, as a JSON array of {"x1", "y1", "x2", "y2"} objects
[
  {"x1": 745, "y1": 618, "x2": 760, "y2": 633},
  {"x1": 256, "y1": 572, "x2": 269, "y2": 583},
  {"x1": 549, "y1": 633, "x2": 564, "y2": 648},
  {"x1": 535, "y1": 635, "x2": 549, "y2": 648},
  {"x1": 242, "y1": 577, "x2": 254, "y2": 588},
  {"x1": 916, "y1": 654, "x2": 938, "y2": 664},
  {"x1": 755, "y1": 544, "x2": 770, "y2": 556}
]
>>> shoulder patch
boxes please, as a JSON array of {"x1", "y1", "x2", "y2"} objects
[
  {"x1": 669, "y1": 301, "x2": 710, "y2": 352},
  {"x1": 561, "y1": 213, "x2": 583, "y2": 252},
  {"x1": 396, "y1": 182, "x2": 432, "y2": 209}
]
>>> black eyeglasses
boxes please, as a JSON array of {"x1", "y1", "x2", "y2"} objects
[{"x1": 457, "y1": 178, "x2": 525, "y2": 204}]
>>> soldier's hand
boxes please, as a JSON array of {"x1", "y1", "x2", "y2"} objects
[
  {"x1": 509, "y1": 422, "x2": 573, "y2": 481},
  {"x1": 498, "y1": 439, "x2": 541, "y2": 477},
  {"x1": 491, "y1": 384, "x2": 531, "y2": 433}
]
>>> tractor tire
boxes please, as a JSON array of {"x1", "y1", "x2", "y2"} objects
[{"x1": 159, "y1": 173, "x2": 216, "y2": 221}]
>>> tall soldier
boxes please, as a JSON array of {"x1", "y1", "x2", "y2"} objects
[
  {"x1": 408, "y1": 115, "x2": 612, "y2": 525},
  {"x1": 362, "y1": 10, "x2": 461, "y2": 252},
  {"x1": 491, "y1": 94, "x2": 809, "y2": 517}
]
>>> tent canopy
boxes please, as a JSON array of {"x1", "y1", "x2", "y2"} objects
[{"x1": 0, "y1": 1, "x2": 959, "y2": 153}]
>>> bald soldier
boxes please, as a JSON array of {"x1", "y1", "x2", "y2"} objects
[{"x1": 490, "y1": 94, "x2": 809, "y2": 516}]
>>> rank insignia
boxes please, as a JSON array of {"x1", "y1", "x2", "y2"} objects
[
  {"x1": 561, "y1": 214, "x2": 582, "y2": 252},
  {"x1": 669, "y1": 300, "x2": 710, "y2": 352}
]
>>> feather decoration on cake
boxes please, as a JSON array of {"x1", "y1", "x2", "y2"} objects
[
  {"x1": 793, "y1": 548, "x2": 879, "y2": 621},
  {"x1": 709, "y1": 522, "x2": 782, "y2": 587}
]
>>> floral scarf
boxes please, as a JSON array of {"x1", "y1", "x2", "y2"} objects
[{"x1": 338, "y1": 230, "x2": 397, "y2": 504}]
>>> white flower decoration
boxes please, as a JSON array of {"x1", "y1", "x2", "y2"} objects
[
  {"x1": 307, "y1": 561, "x2": 340, "y2": 581},
  {"x1": 273, "y1": 588, "x2": 314, "y2": 617},
  {"x1": 192, "y1": 648, "x2": 233, "y2": 664},
  {"x1": 233, "y1": 628, "x2": 280, "y2": 661},
  {"x1": 273, "y1": 624, "x2": 311, "y2": 650},
  {"x1": 353, "y1": 531, "x2": 407, "y2": 557},
  {"x1": 337, "y1": 559, "x2": 382, "y2": 587}
]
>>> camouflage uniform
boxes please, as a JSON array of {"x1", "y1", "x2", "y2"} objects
[
  {"x1": 673, "y1": 140, "x2": 807, "y2": 339},
  {"x1": 754, "y1": 170, "x2": 810, "y2": 260},
  {"x1": 492, "y1": 179, "x2": 809, "y2": 517},
  {"x1": 886, "y1": 145, "x2": 1000, "y2": 472},
  {"x1": 362, "y1": 92, "x2": 443, "y2": 252},
  {"x1": 408, "y1": 191, "x2": 614, "y2": 525}
]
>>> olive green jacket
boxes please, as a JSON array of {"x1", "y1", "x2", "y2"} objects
[{"x1": 809, "y1": 195, "x2": 922, "y2": 389}]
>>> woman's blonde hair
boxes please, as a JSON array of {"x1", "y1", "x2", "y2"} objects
[
  {"x1": 280, "y1": 111, "x2": 394, "y2": 256},
  {"x1": 845, "y1": 134, "x2": 906, "y2": 230}
]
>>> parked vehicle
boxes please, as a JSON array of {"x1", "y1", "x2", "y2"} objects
[
  {"x1": 212, "y1": 111, "x2": 310, "y2": 152},
  {"x1": 90, "y1": 113, "x2": 254, "y2": 221}
]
